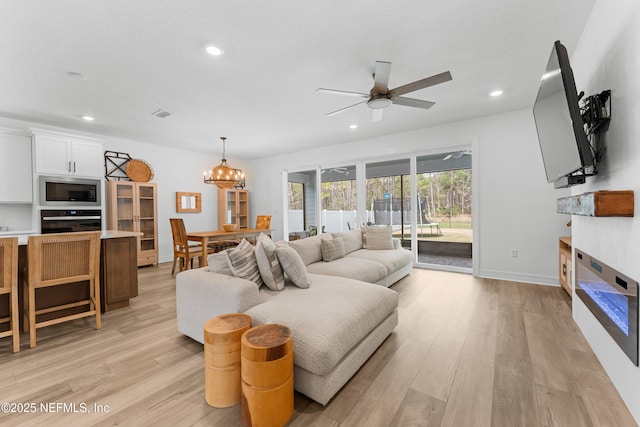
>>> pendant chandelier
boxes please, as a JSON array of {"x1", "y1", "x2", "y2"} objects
[{"x1": 204, "y1": 137, "x2": 245, "y2": 189}]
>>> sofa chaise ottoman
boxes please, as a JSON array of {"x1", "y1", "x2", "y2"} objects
[{"x1": 176, "y1": 227, "x2": 412, "y2": 404}]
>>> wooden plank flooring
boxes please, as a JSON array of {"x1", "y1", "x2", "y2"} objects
[{"x1": 0, "y1": 264, "x2": 636, "y2": 426}]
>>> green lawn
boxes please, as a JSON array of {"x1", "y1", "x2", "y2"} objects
[{"x1": 393, "y1": 225, "x2": 473, "y2": 243}]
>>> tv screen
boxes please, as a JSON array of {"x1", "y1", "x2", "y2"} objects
[{"x1": 533, "y1": 40, "x2": 593, "y2": 184}]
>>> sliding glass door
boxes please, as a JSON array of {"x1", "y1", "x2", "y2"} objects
[
  {"x1": 415, "y1": 151, "x2": 472, "y2": 269},
  {"x1": 283, "y1": 149, "x2": 473, "y2": 273},
  {"x1": 365, "y1": 159, "x2": 412, "y2": 244}
]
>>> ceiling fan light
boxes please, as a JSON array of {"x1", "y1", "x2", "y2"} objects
[{"x1": 367, "y1": 96, "x2": 393, "y2": 109}]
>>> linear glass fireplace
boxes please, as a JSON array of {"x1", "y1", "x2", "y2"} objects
[{"x1": 575, "y1": 249, "x2": 638, "y2": 365}]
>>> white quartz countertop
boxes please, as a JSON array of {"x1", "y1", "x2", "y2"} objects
[{"x1": 3, "y1": 230, "x2": 142, "y2": 245}]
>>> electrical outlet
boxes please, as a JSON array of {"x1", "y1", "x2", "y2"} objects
[{"x1": 511, "y1": 249, "x2": 518, "y2": 258}]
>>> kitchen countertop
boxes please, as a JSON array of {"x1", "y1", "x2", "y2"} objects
[{"x1": 2, "y1": 230, "x2": 142, "y2": 245}]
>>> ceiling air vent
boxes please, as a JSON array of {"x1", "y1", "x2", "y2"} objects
[{"x1": 151, "y1": 109, "x2": 171, "y2": 118}]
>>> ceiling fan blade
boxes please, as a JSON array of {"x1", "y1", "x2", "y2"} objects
[
  {"x1": 392, "y1": 96, "x2": 435, "y2": 109},
  {"x1": 326, "y1": 101, "x2": 366, "y2": 117},
  {"x1": 391, "y1": 71, "x2": 452, "y2": 97},
  {"x1": 372, "y1": 108, "x2": 383, "y2": 122},
  {"x1": 373, "y1": 61, "x2": 392, "y2": 91},
  {"x1": 316, "y1": 88, "x2": 368, "y2": 98}
]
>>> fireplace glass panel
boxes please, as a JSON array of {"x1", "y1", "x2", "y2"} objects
[{"x1": 575, "y1": 249, "x2": 638, "y2": 366}]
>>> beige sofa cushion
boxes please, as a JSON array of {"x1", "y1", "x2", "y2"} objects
[
  {"x1": 332, "y1": 229, "x2": 362, "y2": 254},
  {"x1": 246, "y1": 273, "x2": 398, "y2": 376},
  {"x1": 347, "y1": 248, "x2": 413, "y2": 275},
  {"x1": 288, "y1": 235, "x2": 326, "y2": 266},
  {"x1": 306, "y1": 257, "x2": 388, "y2": 283},
  {"x1": 207, "y1": 250, "x2": 233, "y2": 276}
]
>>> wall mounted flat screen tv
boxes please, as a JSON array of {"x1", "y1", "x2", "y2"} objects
[{"x1": 533, "y1": 40, "x2": 594, "y2": 186}]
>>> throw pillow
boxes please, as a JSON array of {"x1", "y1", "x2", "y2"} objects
[
  {"x1": 364, "y1": 226, "x2": 394, "y2": 250},
  {"x1": 275, "y1": 245, "x2": 311, "y2": 288},
  {"x1": 226, "y1": 239, "x2": 264, "y2": 287},
  {"x1": 254, "y1": 233, "x2": 285, "y2": 291},
  {"x1": 321, "y1": 236, "x2": 345, "y2": 262},
  {"x1": 207, "y1": 250, "x2": 233, "y2": 276}
]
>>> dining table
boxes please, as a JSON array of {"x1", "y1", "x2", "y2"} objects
[{"x1": 187, "y1": 228, "x2": 272, "y2": 267}]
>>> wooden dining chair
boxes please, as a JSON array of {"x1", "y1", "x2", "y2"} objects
[
  {"x1": 24, "y1": 231, "x2": 101, "y2": 349},
  {"x1": 0, "y1": 237, "x2": 20, "y2": 352},
  {"x1": 256, "y1": 215, "x2": 272, "y2": 231},
  {"x1": 248, "y1": 215, "x2": 272, "y2": 244},
  {"x1": 170, "y1": 218, "x2": 212, "y2": 275}
]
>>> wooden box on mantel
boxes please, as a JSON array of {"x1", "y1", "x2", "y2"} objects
[{"x1": 557, "y1": 190, "x2": 634, "y2": 217}]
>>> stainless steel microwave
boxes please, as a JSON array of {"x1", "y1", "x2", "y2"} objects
[{"x1": 39, "y1": 176, "x2": 102, "y2": 207}]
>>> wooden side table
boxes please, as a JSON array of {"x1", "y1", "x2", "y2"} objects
[
  {"x1": 241, "y1": 324, "x2": 294, "y2": 427},
  {"x1": 204, "y1": 313, "x2": 252, "y2": 408}
]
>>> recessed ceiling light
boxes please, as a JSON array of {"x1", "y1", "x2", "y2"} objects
[
  {"x1": 81, "y1": 115, "x2": 95, "y2": 122},
  {"x1": 206, "y1": 45, "x2": 224, "y2": 56},
  {"x1": 349, "y1": 124, "x2": 358, "y2": 129},
  {"x1": 489, "y1": 90, "x2": 504, "y2": 97},
  {"x1": 67, "y1": 71, "x2": 87, "y2": 80}
]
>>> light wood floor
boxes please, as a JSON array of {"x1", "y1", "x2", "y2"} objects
[{"x1": 0, "y1": 264, "x2": 636, "y2": 426}]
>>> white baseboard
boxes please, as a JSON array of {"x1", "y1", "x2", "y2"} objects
[{"x1": 476, "y1": 268, "x2": 559, "y2": 287}]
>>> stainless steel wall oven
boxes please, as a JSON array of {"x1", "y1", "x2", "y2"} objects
[{"x1": 40, "y1": 210, "x2": 102, "y2": 234}]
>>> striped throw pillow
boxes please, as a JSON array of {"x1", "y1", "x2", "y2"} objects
[
  {"x1": 226, "y1": 239, "x2": 264, "y2": 287},
  {"x1": 255, "y1": 233, "x2": 285, "y2": 291}
]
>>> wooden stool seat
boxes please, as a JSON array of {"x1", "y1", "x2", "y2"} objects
[
  {"x1": 204, "y1": 313, "x2": 252, "y2": 408},
  {"x1": 241, "y1": 324, "x2": 293, "y2": 427},
  {"x1": 0, "y1": 238, "x2": 20, "y2": 352}
]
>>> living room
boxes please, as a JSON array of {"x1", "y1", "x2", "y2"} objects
[{"x1": 1, "y1": 0, "x2": 639, "y2": 425}]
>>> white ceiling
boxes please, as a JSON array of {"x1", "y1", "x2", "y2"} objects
[{"x1": 0, "y1": 1, "x2": 595, "y2": 160}]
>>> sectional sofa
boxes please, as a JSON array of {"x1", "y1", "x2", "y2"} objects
[{"x1": 175, "y1": 227, "x2": 413, "y2": 405}]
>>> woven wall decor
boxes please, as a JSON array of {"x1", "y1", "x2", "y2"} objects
[{"x1": 126, "y1": 159, "x2": 154, "y2": 182}]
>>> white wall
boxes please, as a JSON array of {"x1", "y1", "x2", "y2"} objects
[
  {"x1": 570, "y1": 0, "x2": 640, "y2": 422},
  {"x1": 250, "y1": 108, "x2": 569, "y2": 284}
]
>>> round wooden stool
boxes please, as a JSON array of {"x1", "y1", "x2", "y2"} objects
[
  {"x1": 241, "y1": 324, "x2": 294, "y2": 427},
  {"x1": 204, "y1": 313, "x2": 252, "y2": 408}
]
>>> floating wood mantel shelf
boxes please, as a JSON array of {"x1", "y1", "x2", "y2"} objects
[{"x1": 557, "y1": 190, "x2": 634, "y2": 217}]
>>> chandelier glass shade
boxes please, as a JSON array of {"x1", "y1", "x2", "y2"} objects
[{"x1": 204, "y1": 137, "x2": 245, "y2": 189}]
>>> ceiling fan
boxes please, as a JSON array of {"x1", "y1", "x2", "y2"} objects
[{"x1": 317, "y1": 61, "x2": 452, "y2": 122}]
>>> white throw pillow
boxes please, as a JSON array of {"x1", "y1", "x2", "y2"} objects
[
  {"x1": 254, "y1": 233, "x2": 285, "y2": 291},
  {"x1": 321, "y1": 236, "x2": 345, "y2": 262},
  {"x1": 207, "y1": 250, "x2": 233, "y2": 276},
  {"x1": 363, "y1": 226, "x2": 394, "y2": 250},
  {"x1": 226, "y1": 239, "x2": 264, "y2": 287},
  {"x1": 275, "y1": 245, "x2": 311, "y2": 288}
]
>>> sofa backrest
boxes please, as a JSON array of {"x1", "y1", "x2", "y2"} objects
[
  {"x1": 288, "y1": 234, "x2": 329, "y2": 266},
  {"x1": 331, "y1": 229, "x2": 363, "y2": 255}
]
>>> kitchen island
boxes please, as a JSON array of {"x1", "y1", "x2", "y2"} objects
[{"x1": 1, "y1": 231, "x2": 141, "y2": 331}]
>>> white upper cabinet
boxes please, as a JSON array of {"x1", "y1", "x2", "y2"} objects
[
  {"x1": 0, "y1": 128, "x2": 33, "y2": 203},
  {"x1": 33, "y1": 129, "x2": 104, "y2": 178}
]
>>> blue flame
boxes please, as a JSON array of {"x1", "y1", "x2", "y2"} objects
[{"x1": 580, "y1": 280, "x2": 629, "y2": 336}]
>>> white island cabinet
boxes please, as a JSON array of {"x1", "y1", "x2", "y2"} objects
[
  {"x1": 0, "y1": 128, "x2": 32, "y2": 203},
  {"x1": 33, "y1": 129, "x2": 103, "y2": 178}
]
